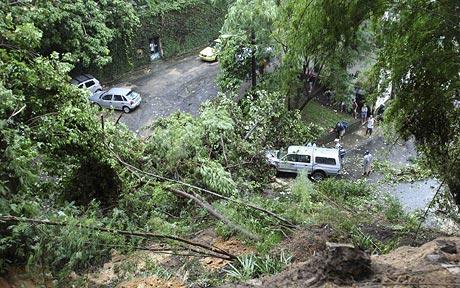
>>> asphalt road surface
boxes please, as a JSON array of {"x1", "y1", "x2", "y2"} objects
[{"x1": 111, "y1": 54, "x2": 219, "y2": 135}]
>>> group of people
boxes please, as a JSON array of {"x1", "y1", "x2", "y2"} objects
[{"x1": 334, "y1": 138, "x2": 373, "y2": 177}]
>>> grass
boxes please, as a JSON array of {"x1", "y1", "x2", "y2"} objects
[{"x1": 301, "y1": 100, "x2": 354, "y2": 131}]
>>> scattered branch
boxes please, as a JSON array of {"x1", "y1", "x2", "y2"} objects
[
  {"x1": 167, "y1": 188, "x2": 260, "y2": 241},
  {"x1": 220, "y1": 135, "x2": 229, "y2": 166},
  {"x1": 411, "y1": 180, "x2": 445, "y2": 246},
  {"x1": 111, "y1": 150, "x2": 296, "y2": 228},
  {"x1": 7, "y1": 105, "x2": 26, "y2": 121},
  {"x1": 0, "y1": 215, "x2": 236, "y2": 260}
]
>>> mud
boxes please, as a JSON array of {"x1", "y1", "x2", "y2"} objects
[
  {"x1": 116, "y1": 276, "x2": 185, "y2": 288},
  {"x1": 221, "y1": 237, "x2": 460, "y2": 287}
]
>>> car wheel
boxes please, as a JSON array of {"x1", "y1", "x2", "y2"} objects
[
  {"x1": 311, "y1": 171, "x2": 326, "y2": 182},
  {"x1": 92, "y1": 102, "x2": 101, "y2": 110},
  {"x1": 122, "y1": 106, "x2": 131, "y2": 113}
]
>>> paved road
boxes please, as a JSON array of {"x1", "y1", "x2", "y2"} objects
[
  {"x1": 339, "y1": 127, "x2": 438, "y2": 212},
  {"x1": 111, "y1": 54, "x2": 219, "y2": 135}
]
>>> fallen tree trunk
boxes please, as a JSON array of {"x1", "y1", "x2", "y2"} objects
[
  {"x1": 168, "y1": 188, "x2": 260, "y2": 241},
  {"x1": 111, "y1": 150, "x2": 295, "y2": 228},
  {"x1": 0, "y1": 215, "x2": 236, "y2": 260}
]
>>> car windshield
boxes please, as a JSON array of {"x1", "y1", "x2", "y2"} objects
[
  {"x1": 210, "y1": 40, "x2": 220, "y2": 48},
  {"x1": 126, "y1": 91, "x2": 138, "y2": 99},
  {"x1": 277, "y1": 149, "x2": 287, "y2": 159}
]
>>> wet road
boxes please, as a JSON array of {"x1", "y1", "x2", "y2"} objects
[
  {"x1": 110, "y1": 54, "x2": 219, "y2": 135},
  {"x1": 339, "y1": 127, "x2": 439, "y2": 212}
]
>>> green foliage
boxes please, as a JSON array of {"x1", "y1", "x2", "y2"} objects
[
  {"x1": 1, "y1": 1, "x2": 139, "y2": 68},
  {"x1": 199, "y1": 160, "x2": 237, "y2": 196},
  {"x1": 373, "y1": 159, "x2": 433, "y2": 183},
  {"x1": 372, "y1": 0, "x2": 460, "y2": 205},
  {"x1": 225, "y1": 251, "x2": 292, "y2": 281},
  {"x1": 217, "y1": 33, "x2": 252, "y2": 90},
  {"x1": 383, "y1": 195, "x2": 406, "y2": 223},
  {"x1": 144, "y1": 91, "x2": 318, "y2": 195},
  {"x1": 316, "y1": 179, "x2": 371, "y2": 200},
  {"x1": 301, "y1": 100, "x2": 353, "y2": 132},
  {"x1": 217, "y1": 0, "x2": 278, "y2": 91},
  {"x1": 275, "y1": 0, "x2": 378, "y2": 110}
]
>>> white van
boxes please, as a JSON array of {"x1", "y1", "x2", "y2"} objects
[{"x1": 266, "y1": 145, "x2": 342, "y2": 181}]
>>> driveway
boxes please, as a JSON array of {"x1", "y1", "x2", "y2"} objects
[{"x1": 111, "y1": 54, "x2": 219, "y2": 135}]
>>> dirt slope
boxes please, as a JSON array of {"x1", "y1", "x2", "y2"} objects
[{"x1": 221, "y1": 237, "x2": 460, "y2": 287}]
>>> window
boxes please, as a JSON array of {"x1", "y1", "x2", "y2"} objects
[
  {"x1": 113, "y1": 95, "x2": 123, "y2": 101},
  {"x1": 315, "y1": 157, "x2": 336, "y2": 165},
  {"x1": 101, "y1": 94, "x2": 112, "y2": 101},
  {"x1": 285, "y1": 154, "x2": 310, "y2": 163},
  {"x1": 285, "y1": 154, "x2": 297, "y2": 162},
  {"x1": 85, "y1": 80, "x2": 95, "y2": 88},
  {"x1": 297, "y1": 155, "x2": 311, "y2": 163}
]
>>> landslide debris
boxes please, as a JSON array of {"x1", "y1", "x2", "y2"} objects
[{"x1": 221, "y1": 237, "x2": 460, "y2": 287}]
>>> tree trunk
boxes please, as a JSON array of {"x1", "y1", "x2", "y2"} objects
[
  {"x1": 251, "y1": 29, "x2": 257, "y2": 88},
  {"x1": 446, "y1": 178, "x2": 460, "y2": 207}
]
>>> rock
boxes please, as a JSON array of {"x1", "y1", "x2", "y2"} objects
[
  {"x1": 438, "y1": 240, "x2": 457, "y2": 254},
  {"x1": 426, "y1": 253, "x2": 443, "y2": 263},
  {"x1": 323, "y1": 242, "x2": 372, "y2": 281},
  {"x1": 245, "y1": 279, "x2": 262, "y2": 286}
]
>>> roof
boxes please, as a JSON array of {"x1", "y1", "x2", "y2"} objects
[
  {"x1": 287, "y1": 146, "x2": 339, "y2": 158},
  {"x1": 71, "y1": 74, "x2": 96, "y2": 84},
  {"x1": 106, "y1": 87, "x2": 132, "y2": 96}
]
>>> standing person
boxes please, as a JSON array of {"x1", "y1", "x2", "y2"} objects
[
  {"x1": 335, "y1": 121, "x2": 347, "y2": 139},
  {"x1": 335, "y1": 122, "x2": 343, "y2": 139},
  {"x1": 363, "y1": 151, "x2": 373, "y2": 176},
  {"x1": 335, "y1": 139, "x2": 346, "y2": 161},
  {"x1": 352, "y1": 99, "x2": 358, "y2": 119},
  {"x1": 361, "y1": 105, "x2": 368, "y2": 124},
  {"x1": 366, "y1": 115, "x2": 375, "y2": 136}
]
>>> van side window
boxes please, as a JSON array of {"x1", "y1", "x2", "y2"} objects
[
  {"x1": 285, "y1": 154, "x2": 297, "y2": 162},
  {"x1": 315, "y1": 157, "x2": 336, "y2": 165},
  {"x1": 285, "y1": 154, "x2": 310, "y2": 163},
  {"x1": 297, "y1": 155, "x2": 311, "y2": 163}
]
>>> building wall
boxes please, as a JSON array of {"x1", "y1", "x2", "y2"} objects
[{"x1": 96, "y1": 0, "x2": 227, "y2": 81}]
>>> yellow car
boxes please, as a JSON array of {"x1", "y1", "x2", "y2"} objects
[{"x1": 199, "y1": 39, "x2": 221, "y2": 62}]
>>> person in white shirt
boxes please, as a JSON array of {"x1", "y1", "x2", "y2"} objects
[
  {"x1": 366, "y1": 115, "x2": 375, "y2": 136},
  {"x1": 363, "y1": 151, "x2": 373, "y2": 176}
]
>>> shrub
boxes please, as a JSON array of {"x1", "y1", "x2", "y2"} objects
[{"x1": 316, "y1": 179, "x2": 371, "y2": 200}]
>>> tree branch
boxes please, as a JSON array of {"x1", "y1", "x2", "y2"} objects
[
  {"x1": 167, "y1": 188, "x2": 260, "y2": 241},
  {"x1": 0, "y1": 215, "x2": 236, "y2": 260},
  {"x1": 110, "y1": 150, "x2": 295, "y2": 228}
]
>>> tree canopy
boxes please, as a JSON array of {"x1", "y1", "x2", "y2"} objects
[{"x1": 373, "y1": 0, "x2": 460, "y2": 204}]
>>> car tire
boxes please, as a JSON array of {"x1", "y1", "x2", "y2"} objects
[
  {"x1": 311, "y1": 171, "x2": 326, "y2": 182},
  {"x1": 92, "y1": 102, "x2": 101, "y2": 110},
  {"x1": 122, "y1": 106, "x2": 131, "y2": 113}
]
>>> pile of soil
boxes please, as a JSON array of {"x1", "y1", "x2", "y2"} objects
[
  {"x1": 200, "y1": 236, "x2": 255, "y2": 270},
  {"x1": 221, "y1": 237, "x2": 460, "y2": 287},
  {"x1": 274, "y1": 224, "x2": 340, "y2": 263},
  {"x1": 117, "y1": 275, "x2": 185, "y2": 288}
]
